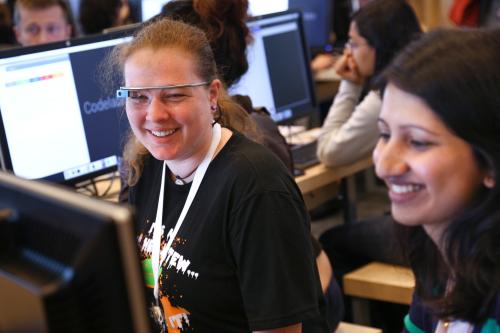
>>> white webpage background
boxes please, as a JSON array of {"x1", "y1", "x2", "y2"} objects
[
  {"x1": 248, "y1": 0, "x2": 288, "y2": 16},
  {"x1": 0, "y1": 56, "x2": 89, "y2": 179},
  {"x1": 141, "y1": 0, "x2": 172, "y2": 21}
]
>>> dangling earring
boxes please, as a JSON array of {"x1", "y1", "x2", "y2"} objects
[
  {"x1": 210, "y1": 104, "x2": 221, "y2": 124},
  {"x1": 484, "y1": 175, "x2": 495, "y2": 189},
  {"x1": 210, "y1": 105, "x2": 217, "y2": 125}
]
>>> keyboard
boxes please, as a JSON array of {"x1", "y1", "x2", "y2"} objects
[{"x1": 291, "y1": 140, "x2": 320, "y2": 171}]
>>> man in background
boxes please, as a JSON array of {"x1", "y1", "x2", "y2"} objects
[{"x1": 13, "y1": 0, "x2": 74, "y2": 46}]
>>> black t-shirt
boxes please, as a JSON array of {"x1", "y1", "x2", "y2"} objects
[{"x1": 130, "y1": 132, "x2": 326, "y2": 332}]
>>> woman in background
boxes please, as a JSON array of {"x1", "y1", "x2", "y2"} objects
[
  {"x1": 374, "y1": 28, "x2": 500, "y2": 332},
  {"x1": 316, "y1": 0, "x2": 422, "y2": 167},
  {"x1": 318, "y1": 2, "x2": 422, "y2": 328}
]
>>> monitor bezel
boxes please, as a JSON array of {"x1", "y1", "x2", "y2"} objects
[
  {"x1": 0, "y1": 27, "x2": 138, "y2": 186},
  {"x1": 244, "y1": 10, "x2": 318, "y2": 125},
  {"x1": 0, "y1": 170, "x2": 151, "y2": 332},
  {"x1": 289, "y1": 0, "x2": 334, "y2": 52}
]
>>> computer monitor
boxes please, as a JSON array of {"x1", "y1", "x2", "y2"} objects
[
  {"x1": 67, "y1": 0, "x2": 81, "y2": 32},
  {"x1": 0, "y1": 28, "x2": 135, "y2": 185},
  {"x1": 0, "y1": 171, "x2": 150, "y2": 333},
  {"x1": 289, "y1": 0, "x2": 333, "y2": 52},
  {"x1": 351, "y1": 0, "x2": 374, "y2": 12},
  {"x1": 141, "y1": 0, "x2": 289, "y2": 22},
  {"x1": 230, "y1": 11, "x2": 317, "y2": 124},
  {"x1": 140, "y1": 0, "x2": 173, "y2": 22},
  {"x1": 127, "y1": 0, "x2": 143, "y2": 23},
  {"x1": 248, "y1": 0, "x2": 289, "y2": 16}
]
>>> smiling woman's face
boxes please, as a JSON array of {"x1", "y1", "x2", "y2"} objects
[
  {"x1": 373, "y1": 83, "x2": 489, "y2": 242},
  {"x1": 124, "y1": 46, "x2": 219, "y2": 163}
]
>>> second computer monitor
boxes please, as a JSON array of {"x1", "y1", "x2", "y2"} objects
[
  {"x1": 140, "y1": 0, "x2": 172, "y2": 21},
  {"x1": 248, "y1": 0, "x2": 289, "y2": 16},
  {"x1": 289, "y1": 0, "x2": 333, "y2": 52},
  {"x1": 0, "y1": 29, "x2": 135, "y2": 185},
  {"x1": 0, "y1": 171, "x2": 150, "y2": 333},
  {"x1": 230, "y1": 11, "x2": 317, "y2": 124}
]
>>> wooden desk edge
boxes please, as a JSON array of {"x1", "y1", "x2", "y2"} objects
[
  {"x1": 296, "y1": 156, "x2": 373, "y2": 194},
  {"x1": 343, "y1": 262, "x2": 415, "y2": 305}
]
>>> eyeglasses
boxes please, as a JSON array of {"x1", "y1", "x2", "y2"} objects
[
  {"x1": 346, "y1": 39, "x2": 369, "y2": 50},
  {"x1": 116, "y1": 82, "x2": 210, "y2": 107},
  {"x1": 116, "y1": 82, "x2": 210, "y2": 98}
]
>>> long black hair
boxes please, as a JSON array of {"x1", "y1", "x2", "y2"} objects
[
  {"x1": 353, "y1": 0, "x2": 422, "y2": 86},
  {"x1": 381, "y1": 28, "x2": 500, "y2": 323}
]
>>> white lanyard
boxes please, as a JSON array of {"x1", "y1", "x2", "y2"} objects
[{"x1": 151, "y1": 123, "x2": 222, "y2": 299}]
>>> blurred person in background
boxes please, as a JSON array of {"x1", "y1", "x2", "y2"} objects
[
  {"x1": 0, "y1": 2, "x2": 16, "y2": 48},
  {"x1": 79, "y1": 0, "x2": 132, "y2": 35},
  {"x1": 13, "y1": 0, "x2": 74, "y2": 46}
]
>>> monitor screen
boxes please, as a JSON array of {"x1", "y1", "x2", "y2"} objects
[
  {"x1": 0, "y1": 171, "x2": 150, "y2": 333},
  {"x1": 140, "y1": 0, "x2": 173, "y2": 21},
  {"x1": 140, "y1": 0, "x2": 289, "y2": 20},
  {"x1": 248, "y1": 0, "x2": 289, "y2": 16},
  {"x1": 230, "y1": 11, "x2": 317, "y2": 124},
  {"x1": 0, "y1": 29, "x2": 135, "y2": 185},
  {"x1": 289, "y1": 0, "x2": 333, "y2": 51}
]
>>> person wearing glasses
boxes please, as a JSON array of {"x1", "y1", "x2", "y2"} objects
[
  {"x1": 110, "y1": 18, "x2": 327, "y2": 332},
  {"x1": 13, "y1": 0, "x2": 75, "y2": 46},
  {"x1": 316, "y1": 0, "x2": 422, "y2": 329},
  {"x1": 158, "y1": 0, "x2": 343, "y2": 330},
  {"x1": 316, "y1": 0, "x2": 422, "y2": 167}
]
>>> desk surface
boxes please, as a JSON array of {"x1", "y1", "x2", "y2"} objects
[
  {"x1": 90, "y1": 154, "x2": 373, "y2": 209},
  {"x1": 343, "y1": 262, "x2": 415, "y2": 305},
  {"x1": 315, "y1": 80, "x2": 340, "y2": 105},
  {"x1": 295, "y1": 155, "x2": 373, "y2": 195}
]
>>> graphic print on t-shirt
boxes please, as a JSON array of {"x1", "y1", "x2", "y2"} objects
[{"x1": 138, "y1": 219, "x2": 199, "y2": 332}]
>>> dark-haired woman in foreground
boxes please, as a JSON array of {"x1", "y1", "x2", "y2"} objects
[
  {"x1": 318, "y1": 1, "x2": 422, "y2": 327},
  {"x1": 374, "y1": 28, "x2": 500, "y2": 332}
]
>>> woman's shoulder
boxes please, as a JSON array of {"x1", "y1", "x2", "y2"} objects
[
  {"x1": 133, "y1": 154, "x2": 163, "y2": 188},
  {"x1": 231, "y1": 94, "x2": 293, "y2": 171},
  {"x1": 224, "y1": 132, "x2": 288, "y2": 167},
  {"x1": 405, "y1": 291, "x2": 500, "y2": 332},
  {"x1": 490, "y1": 290, "x2": 500, "y2": 322},
  {"x1": 478, "y1": 290, "x2": 500, "y2": 332},
  {"x1": 216, "y1": 132, "x2": 296, "y2": 190},
  {"x1": 405, "y1": 294, "x2": 435, "y2": 333}
]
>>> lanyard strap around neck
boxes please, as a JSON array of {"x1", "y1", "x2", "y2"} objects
[{"x1": 151, "y1": 123, "x2": 222, "y2": 299}]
